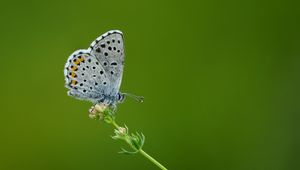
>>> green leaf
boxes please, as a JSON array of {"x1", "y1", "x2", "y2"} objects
[{"x1": 119, "y1": 148, "x2": 139, "y2": 155}]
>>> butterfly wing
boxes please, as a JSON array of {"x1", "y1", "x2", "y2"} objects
[
  {"x1": 88, "y1": 30, "x2": 125, "y2": 97},
  {"x1": 64, "y1": 50, "x2": 111, "y2": 103}
]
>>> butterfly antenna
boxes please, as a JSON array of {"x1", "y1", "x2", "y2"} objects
[{"x1": 123, "y1": 93, "x2": 144, "y2": 103}]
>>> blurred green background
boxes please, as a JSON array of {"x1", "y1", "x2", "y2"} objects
[{"x1": 0, "y1": 0, "x2": 299, "y2": 169}]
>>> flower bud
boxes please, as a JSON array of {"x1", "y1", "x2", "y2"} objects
[
  {"x1": 89, "y1": 113, "x2": 96, "y2": 119},
  {"x1": 94, "y1": 103, "x2": 108, "y2": 113},
  {"x1": 118, "y1": 127, "x2": 126, "y2": 135},
  {"x1": 89, "y1": 106, "x2": 97, "y2": 114}
]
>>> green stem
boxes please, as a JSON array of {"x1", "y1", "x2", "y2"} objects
[
  {"x1": 139, "y1": 149, "x2": 168, "y2": 170},
  {"x1": 112, "y1": 120, "x2": 120, "y2": 129},
  {"x1": 110, "y1": 119, "x2": 167, "y2": 170}
]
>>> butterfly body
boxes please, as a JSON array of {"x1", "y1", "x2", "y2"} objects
[{"x1": 64, "y1": 30, "x2": 125, "y2": 106}]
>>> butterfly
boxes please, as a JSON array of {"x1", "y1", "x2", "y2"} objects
[{"x1": 64, "y1": 30, "x2": 142, "y2": 107}]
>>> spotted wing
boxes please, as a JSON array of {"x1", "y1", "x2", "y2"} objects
[
  {"x1": 64, "y1": 50, "x2": 111, "y2": 103},
  {"x1": 88, "y1": 30, "x2": 124, "y2": 97}
]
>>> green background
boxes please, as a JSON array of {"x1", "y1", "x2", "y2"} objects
[{"x1": 0, "y1": 0, "x2": 299, "y2": 169}]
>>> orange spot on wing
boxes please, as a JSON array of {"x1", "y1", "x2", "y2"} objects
[
  {"x1": 70, "y1": 72, "x2": 77, "y2": 78},
  {"x1": 71, "y1": 80, "x2": 77, "y2": 85},
  {"x1": 73, "y1": 59, "x2": 81, "y2": 65},
  {"x1": 71, "y1": 66, "x2": 77, "y2": 71},
  {"x1": 79, "y1": 57, "x2": 85, "y2": 62}
]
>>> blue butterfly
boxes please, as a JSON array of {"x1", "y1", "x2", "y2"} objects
[{"x1": 64, "y1": 30, "x2": 142, "y2": 106}]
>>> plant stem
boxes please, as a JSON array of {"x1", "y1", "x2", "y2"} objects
[
  {"x1": 112, "y1": 120, "x2": 120, "y2": 129},
  {"x1": 139, "y1": 149, "x2": 168, "y2": 170},
  {"x1": 110, "y1": 119, "x2": 167, "y2": 170}
]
